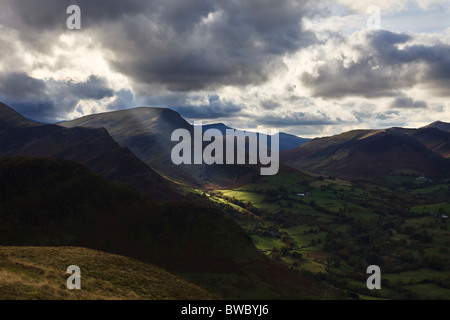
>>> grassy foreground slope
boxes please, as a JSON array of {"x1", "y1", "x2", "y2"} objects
[{"x1": 0, "y1": 246, "x2": 217, "y2": 300}]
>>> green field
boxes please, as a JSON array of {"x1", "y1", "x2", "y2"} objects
[
  {"x1": 410, "y1": 203, "x2": 450, "y2": 215},
  {"x1": 406, "y1": 283, "x2": 450, "y2": 299},
  {"x1": 384, "y1": 269, "x2": 449, "y2": 283},
  {"x1": 251, "y1": 235, "x2": 284, "y2": 251}
]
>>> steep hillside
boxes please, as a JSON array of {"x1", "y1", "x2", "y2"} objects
[
  {"x1": 0, "y1": 246, "x2": 217, "y2": 300},
  {"x1": 60, "y1": 107, "x2": 261, "y2": 189},
  {"x1": 0, "y1": 157, "x2": 335, "y2": 300},
  {"x1": 0, "y1": 102, "x2": 179, "y2": 201},
  {"x1": 410, "y1": 127, "x2": 450, "y2": 158}
]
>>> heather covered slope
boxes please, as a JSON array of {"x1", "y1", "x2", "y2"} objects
[
  {"x1": 0, "y1": 157, "x2": 337, "y2": 300},
  {"x1": 0, "y1": 102, "x2": 179, "y2": 201},
  {"x1": 0, "y1": 246, "x2": 217, "y2": 300},
  {"x1": 281, "y1": 126, "x2": 450, "y2": 180}
]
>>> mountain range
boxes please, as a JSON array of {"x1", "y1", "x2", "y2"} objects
[
  {"x1": 4, "y1": 101, "x2": 450, "y2": 186},
  {"x1": 60, "y1": 108, "x2": 308, "y2": 188}
]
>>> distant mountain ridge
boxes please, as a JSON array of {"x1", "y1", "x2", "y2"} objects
[
  {"x1": 281, "y1": 124, "x2": 450, "y2": 180},
  {"x1": 60, "y1": 106, "x2": 450, "y2": 182},
  {"x1": 0, "y1": 102, "x2": 179, "y2": 201},
  {"x1": 202, "y1": 123, "x2": 310, "y2": 151},
  {"x1": 9, "y1": 100, "x2": 449, "y2": 183}
]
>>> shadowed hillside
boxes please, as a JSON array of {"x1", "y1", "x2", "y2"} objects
[
  {"x1": 0, "y1": 157, "x2": 338, "y2": 300},
  {"x1": 411, "y1": 127, "x2": 450, "y2": 158},
  {"x1": 281, "y1": 126, "x2": 450, "y2": 180},
  {"x1": 0, "y1": 102, "x2": 179, "y2": 201}
]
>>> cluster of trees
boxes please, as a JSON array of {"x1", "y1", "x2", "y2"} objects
[
  {"x1": 263, "y1": 187, "x2": 288, "y2": 203},
  {"x1": 250, "y1": 225, "x2": 281, "y2": 238},
  {"x1": 423, "y1": 254, "x2": 445, "y2": 270},
  {"x1": 209, "y1": 191, "x2": 265, "y2": 216}
]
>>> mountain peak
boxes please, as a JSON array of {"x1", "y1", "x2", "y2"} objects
[{"x1": 423, "y1": 121, "x2": 450, "y2": 132}]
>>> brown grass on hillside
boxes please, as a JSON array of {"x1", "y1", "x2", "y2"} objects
[{"x1": 0, "y1": 246, "x2": 218, "y2": 300}]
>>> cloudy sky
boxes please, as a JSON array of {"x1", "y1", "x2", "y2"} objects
[{"x1": 0, "y1": 0, "x2": 449, "y2": 137}]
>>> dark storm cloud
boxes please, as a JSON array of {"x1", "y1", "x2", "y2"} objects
[
  {"x1": 261, "y1": 99, "x2": 281, "y2": 110},
  {"x1": 301, "y1": 30, "x2": 450, "y2": 98},
  {"x1": 3, "y1": 0, "x2": 320, "y2": 91},
  {"x1": 368, "y1": 30, "x2": 412, "y2": 49},
  {"x1": 3, "y1": 0, "x2": 148, "y2": 30},
  {"x1": 257, "y1": 111, "x2": 335, "y2": 127},
  {"x1": 66, "y1": 75, "x2": 115, "y2": 100},
  {"x1": 376, "y1": 110, "x2": 400, "y2": 121},
  {"x1": 107, "y1": 89, "x2": 135, "y2": 111},
  {"x1": 170, "y1": 95, "x2": 243, "y2": 119},
  {"x1": 374, "y1": 111, "x2": 406, "y2": 127},
  {"x1": 390, "y1": 97, "x2": 428, "y2": 109},
  {"x1": 0, "y1": 72, "x2": 117, "y2": 122},
  {"x1": 0, "y1": 72, "x2": 47, "y2": 98},
  {"x1": 105, "y1": 0, "x2": 319, "y2": 90}
]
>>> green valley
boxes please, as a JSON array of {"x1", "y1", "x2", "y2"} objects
[{"x1": 200, "y1": 169, "x2": 450, "y2": 300}]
